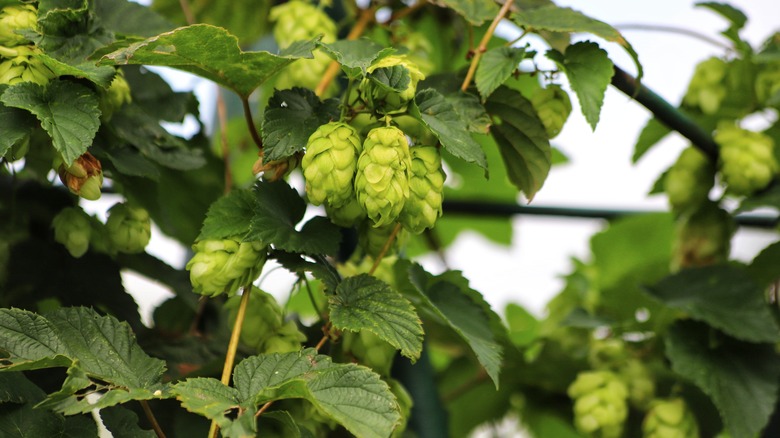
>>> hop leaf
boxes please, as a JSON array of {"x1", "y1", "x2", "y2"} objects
[
  {"x1": 104, "y1": 203, "x2": 152, "y2": 254},
  {"x1": 683, "y1": 57, "x2": 728, "y2": 115},
  {"x1": 530, "y1": 84, "x2": 572, "y2": 139},
  {"x1": 568, "y1": 370, "x2": 629, "y2": 438},
  {"x1": 664, "y1": 146, "x2": 715, "y2": 213},
  {"x1": 186, "y1": 237, "x2": 267, "y2": 297},
  {"x1": 359, "y1": 55, "x2": 425, "y2": 115},
  {"x1": 642, "y1": 398, "x2": 699, "y2": 438},
  {"x1": 715, "y1": 123, "x2": 778, "y2": 196},
  {"x1": 400, "y1": 146, "x2": 445, "y2": 234},
  {"x1": 52, "y1": 207, "x2": 92, "y2": 258},
  {"x1": 0, "y1": 4, "x2": 38, "y2": 47},
  {"x1": 302, "y1": 122, "x2": 362, "y2": 208},
  {"x1": 355, "y1": 126, "x2": 411, "y2": 227}
]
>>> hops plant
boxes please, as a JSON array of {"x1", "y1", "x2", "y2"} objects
[
  {"x1": 0, "y1": 4, "x2": 38, "y2": 47},
  {"x1": 0, "y1": 45, "x2": 55, "y2": 86},
  {"x1": 568, "y1": 370, "x2": 629, "y2": 438},
  {"x1": 57, "y1": 152, "x2": 104, "y2": 201},
  {"x1": 531, "y1": 84, "x2": 573, "y2": 139},
  {"x1": 683, "y1": 57, "x2": 728, "y2": 114},
  {"x1": 715, "y1": 123, "x2": 778, "y2": 196},
  {"x1": 186, "y1": 237, "x2": 267, "y2": 297},
  {"x1": 52, "y1": 207, "x2": 93, "y2": 258},
  {"x1": 664, "y1": 146, "x2": 715, "y2": 213},
  {"x1": 302, "y1": 122, "x2": 362, "y2": 207},
  {"x1": 105, "y1": 203, "x2": 152, "y2": 254},
  {"x1": 359, "y1": 55, "x2": 425, "y2": 115},
  {"x1": 671, "y1": 201, "x2": 735, "y2": 271},
  {"x1": 642, "y1": 398, "x2": 699, "y2": 438},
  {"x1": 400, "y1": 146, "x2": 445, "y2": 234}
]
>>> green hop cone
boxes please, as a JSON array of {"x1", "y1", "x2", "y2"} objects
[
  {"x1": 186, "y1": 237, "x2": 267, "y2": 297},
  {"x1": 683, "y1": 57, "x2": 728, "y2": 115},
  {"x1": 269, "y1": 0, "x2": 336, "y2": 49},
  {"x1": 400, "y1": 146, "x2": 445, "y2": 234},
  {"x1": 355, "y1": 126, "x2": 411, "y2": 227},
  {"x1": 642, "y1": 398, "x2": 699, "y2": 438},
  {"x1": 358, "y1": 221, "x2": 407, "y2": 258},
  {"x1": 263, "y1": 320, "x2": 306, "y2": 354},
  {"x1": 99, "y1": 70, "x2": 132, "y2": 122},
  {"x1": 342, "y1": 330, "x2": 397, "y2": 376},
  {"x1": 302, "y1": 122, "x2": 362, "y2": 207},
  {"x1": 325, "y1": 196, "x2": 366, "y2": 228},
  {"x1": 568, "y1": 370, "x2": 629, "y2": 438},
  {"x1": 0, "y1": 45, "x2": 55, "y2": 86},
  {"x1": 0, "y1": 4, "x2": 38, "y2": 47},
  {"x1": 664, "y1": 146, "x2": 715, "y2": 213},
  {"x1": 337, "y1": 255, "x2": 398, "y2": 289},
  {"x1": 104, "y1": 203, "x2": 151, "y2": 254},
  {"x1": 359, "y1": 55, "x2": 425, "y2": 114},
  {"x1": 671, "y1": 201, "x2": 735, "y2": 271},
  {"x1": 620, "y1": 359, "x2": 656, "y2": 410},
  {"x1": 587, "y1": 338, "x2": 627, "y2": 371},
  {"x1": 52, "y1": 207, "x2": 92, "y2": 258},
  {"x1": 755, "y1": 62, "x2": 780, "y2": 106},
  {"x1": 715, "y1": 123, "x2": 778, "y2": 196},
  {"x1": 275, "y1": 53, "x2": 335, "y2": 92},
  {"x1": 226, "y1": 288, "x2": 306, "y2": 353},
  {"x1": 531, "y1": 84, "x2": 573, "y2": 139}
]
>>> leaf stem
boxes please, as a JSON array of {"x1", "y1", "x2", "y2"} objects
[
  {"x1": 460, "y1": 0, "x2": 515, "y2": 92},
  {"x1": 217, "y1": 89, "x2": 232, "y2": 193},
  {"x1": 209, "y1": 284, "x2": 254, "y2": 438},
  {"x1": 241, "y1": 95, "x2": 264, "y2": 151},
  {"x1": 314, "y1": 6, "x2": 376, "y2": 97},
  {"x1": 369, "y1": 222, "x2": 402, "y2": 275},
  {"x1": 302, "y1": 274, "x2": 325, "y2": 319},
  {"x1": 140, "y1": 400, "x2": 166, "y2": 438}
]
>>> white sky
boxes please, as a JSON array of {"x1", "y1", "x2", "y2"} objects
[{"x1": 106, "y1": 1, "x2": 780, "y2": 327}]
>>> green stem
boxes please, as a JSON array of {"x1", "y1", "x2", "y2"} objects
[
  {"x1": 460, "y1": 0, "x2": 515, "y2": 92},
  {"x1": 241, "y1": 95, "x2": 264, "y2": 151},
  {"x1": 302, "y1": 275, "x2": 325, "y2": 319},
  {"x1": 340, "y1": 78, "x2": 355, "y2": 121},
  {"x1": 369, "y1": 222, "x2": 402, "y2": 275}
]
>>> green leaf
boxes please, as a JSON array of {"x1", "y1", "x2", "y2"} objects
[
  {"x1": 0, "y1": 80, "x2": 100, "y2": 165},
  {"x1": 645, "y1": 265, "x2": 780, "y2": 343},
  {"x1": 37, "y1": 53, "x2": 116, "y2": 89},
  {"x1": 411, "y1": 88, "x2": 487, "y2": 171},
  {"x1": 696, "y1": 2, "x2": 747, "y2": 30},
  {"x1": 511, "y1": 5, "x2": 642, "y2": 79},
  {"x1": 96, "y1": 145, "x2": 160, "y2": 179},
  {"x1": 547, "y1": 42, "x2": 614, "y2": 130},
  {"x1": 505, "y1": 303, "x2": 540, "y2": 347},
  {"x1": 747, "y1": 241, "x2": 780, "y2": 288},
  {"x1": 98, "y1": 24, "x2": 317, "y2": 97},
  {"x1": 234, "y1": 350, "x2": 401, "y2": 438},
  {"x1": 632, "y1": 117, "x2": 671, "y2": 163},
  {"x1": 0, "y1": 307, "x2": 168, "y2": 413},
  {"x1": 330, "y1": 274, "x2": 423, "y2": 361},
  {"x1": 173, "y1": 378, "x2": 242, "y2": 430},
  {"x1": 447, "y1": 91, "x2": 493, "y2": 134},
  {"x1": 319, "y1": 39, "x2": 395, "y2": 78},
  {"x1": 475, "y1": 46, "x2": 527, "y2": 100},
  {"x1": 99, "y1": 406, "x2": 156, "y2": 438},
  {"x1": 197, "y1": 188, "x2": 256, "y2": 241},
  {"x1": 666, "y1": 320, "x2": 780, "y2": 438},
  {"x1": 272, "y1": 251, "x2": 341, "y2": 294},
  {"x1": 437, "y1": 0, "x2": 499, "y2": 25},
  {"x1": 408, "y1": 264, "x2": 504, "y2": 388},
  {"x1": 484, "y1": 86, "x2": 551, "y2": 200},
  {"x1": 0, "y1": 96, "x2": 36, "y2": 159},
  {"x1": 368, "y1": 65, "x2": 411, "y2": 93},
  {"x1": 247, "y1": 180, "x2": 340, "y2": 255},
  {"x1": 261, "y1": 88, "x2": 340, "y2": 162}
]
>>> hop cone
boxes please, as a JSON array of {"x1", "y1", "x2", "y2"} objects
[
  {"x1": 620, "y1": 359, "x2": 656, "y2": 410},
  {"x1": 0, "y1": 4, "x2": 38, "y2": 47},
  {"x1": 186, "y1": 237, "x2": 267, "y2": 297},
  {"x1": 57, "y1": 152, "x2": 103, "y2": 201},
  {"x1": 664, "y1": 146, "x2": 714, "y2": 213},
  {"x1": 358, "y1": 221, "x2": 407, "y2": 258},
  {"x1": 755, "y1": 62, "x2": 780, "y2": 106},
  {"x1": 99, "y1": 70, "x2": 132, "y2": 122},
  {"x1": 325, "y1": 196, "x2": 365, "y2": 228},
  {"x1": 52, "y1": 207, "x2": 92, "y2": 258},
  {"x1": 642, "y1": 398, "x2": 699, "y2": 438},
  {"x1": 531, "y1": 84, "x2": 573, "y2": 139},
  {"x1": 683, "y1": 57, "x2": 727, "y2": 114},
  {"x1": 105, "y1": 203, "x2": 151, "y2": 254},
  {"x1": 355, "y1": 126, "x2": 411, "y2": 227},
  {"x1": 269, "y1": 0, "x2": 336, "y2": 49},
  {"x1": 226, "y1": 287, "x2": 306, "y2": 353},
  {"x1": 568, "y1": 370, "x2": 629, "y2": 438},
  {"x1": 671, "y1": 201, "x2": 735, "y2": 271},
  {"x1": 359, "y1": 55, "x2": 425, "y2": 114},
  {"x1": 302, "y1": 122, "x2": 362, "y2": 208},
  {"x1": 0, "y1": 45, "x2": 55, "y2": 86},
  {"x1": 400, "y1": 146, "x2": 445, "y2": 234},
  {"x1": 342, "y1": 331, "x2": 396, "y2": 376},
  {"x1": 715, "y1": 123, "x2": 778, "y2": 196}
]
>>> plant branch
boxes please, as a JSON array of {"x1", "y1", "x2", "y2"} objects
[
  {"x1": 315, "y1": 6, "x2": 376, "y2": 97},
  {"x1": 610, "y1": 65, "x2": 719, "y2": 161},
  {"x1": 460, "y1": 0, "x2": 515, "y2": 92},
  {"x1": 241, "y1": 95, "x2": 263, "y2": 151},
  {"x1": 369, "y1": 222, "x2": 402, "y2": 275},
  {"x1": 140, "y1": 400, "x2": 166, "y2": 438}
]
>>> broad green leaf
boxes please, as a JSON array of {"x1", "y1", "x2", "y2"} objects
[
  {"x1": 319, "y1": 39, "x2": 395, "y2": 78},
  {"x1": 547, "y1": 42, "x2": 614, "y2": 130},
  {"x1": 484, "y1": 86, "x2": 551, "y2": 200},
  {"x1": 150, "y1": 0, "x2": 271, "y2": 44},
  {"x1": 0, "y1": 95, "x2": 36, "y2": 159},
  {"x1": 447, "y1": 91, "x2": 493, "y2": 134},
  {"x1": 261, "y1": 88, "x2": 340, "y2": 162},
  {"x1": 261, "y1": 411, "x2": 310, "y2": 438},
  {"x1": 173, "y1": 378, "x2": 242, "y2": 430},
  {"x1": 645, "y1": 265, "x2": 780, "y2": 343},
  {"x1": 98, "y1": 24, "x2": 318, "y2": 97},
  {"x1": 122, "y1": 65, "x2": 196, "y2": 123},
  {"x1": 96, "y1": 145, "x2": 160, "y2": 179},
  {"x1": 476, "y1": 46, "x2": 527, "y2": 100},
  {"x1": 505, "y1": 303, "x2": 540, "y2": 347},
  {"x1": 368, "y1": 65, "x2": 411, "y2": 93},
  {"x1": 0, "y1": 372, "x2": 43, "y2": 404},
  {"x1": 247, "y1": 180, "x2": 340, "y2": 255},
  {"x1": 408, "y1": 264, "x2": 503, "y2": 387},
  {"x1": 747, "y1": 241, "x2": 780, "y2": 287},
  {"x1": 696, "y1": 2, "x2": 747, "y2": 30},
  {"x1": 234, "y1": 350, "x2": 401, "y2": 438},
  {"x1": 0, "y1": 307, "x2": 168, "y2": 413},
  {"x1": 330, "y1": 274, "x2": 424, "y2": 361},
  {"x1": 0, "y1": 80, "x2": 100, "y2": 165},
  {"x1": 37, "y1": 0, "x2": 115, "y2": 64},
  {"x1": 94, "y1": 0, "x2": 175, "y2": 38},
  {"x1": 632, "y1": 117, "x2": 671, "y2": 163},
  {"x1": 511, "y1": 5, "x2": 642, "y2": 79},
  {"x1": 37, "y1": 53, "x2": 116, "y2": 88},
  {"x1": 666, "y1": 321, "x2": 780, "y2": 438},
  {"x1": 272, "y1": 251, "x2": 341, "y2": 294},
  {"x1": 99, "y1": 406, "x2": 156, "y2": 438},
  {"x1": 197, "y1": 188, "x2": 256, "y2": 241},
  {"x1": 438, "y1": 0, "x2": 499, "y2": 25},
  {"x1": 412, "y1": 88, "x2": 488, "y2": 171}
]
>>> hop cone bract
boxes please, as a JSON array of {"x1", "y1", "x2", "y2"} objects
[
  {"x1": 531, "y1": 84, "x2": 572, "y2": 139},
  {"x1": 400, "y1": 146, "x2": 445, "y2": 234},
  {"x1": 0, "y1": 45, "x2": 55, "y2": 86},
  {"x1": 715, "y1": 123, "x2": 778, "y2": 196},
  {"x1": 568, "y1": 370, "x2": 629, "y2": 438},
  {"x1": 0, "y1": 4, "x2": 37, "y2": 47},
  {"x1": 355, "y1": 126, "x2": 411, "y2": 227},
  {"x1": 302, "y1": 122, "x2": 362, "y2": 207},
  {"x1": 642, "y1": 398, "x2": 699, "y2": 438},
  {"x1": 186, "y1": 237, "x2": 267, "y2": 297}
]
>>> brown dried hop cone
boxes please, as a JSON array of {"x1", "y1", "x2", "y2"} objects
[
  {"x1": 400, "y1": 146, "x2": 445, "y2": 234},
  {"x1": 57, "y1": 152, "x2": 103, "y2": 201},
  {"x1": 302, "y1": 122, "x2": 362, "y2": 207},
  {"x1": 355, "y1": 126, "x2": 411, "y2": 227}
]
